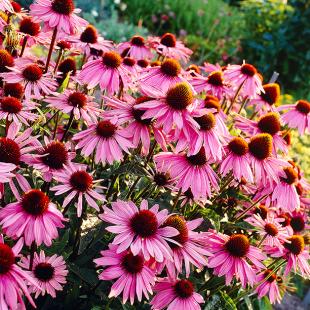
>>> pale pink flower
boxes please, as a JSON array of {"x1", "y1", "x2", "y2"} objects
[
  {"x1": 0, "y1": 189, "x2": 65, "y2": 246},
  {"x1": 94, "y1": 244, "x2": 156, "y2": 305},
  {"x1": 150, "y1": 277, "x2": 204, "y2": 310},
  {"x1": 201, "y1": 62, "x2": 222, "y2": 73},
  {"x1": 0, "y1": 0, "x2": 13, "y2": 12},
  {"x1": 19, "y1": 250, "x2": 68, "y2": 298},
  {"x1": 100, "y1": 199, "x2": 179, "y2": 262},
  {"x1": 118, "y1": 35, "x2": 153, "y2": 60},
  {"x1": 0, "y1": 162, "x2": 16, "y2": 182},
  {"x1": 51, "y1": 163, "x2": 105, "y2": 217},
  {"x1": 30, "y1": 0, "x2": 88, "y2": 35}
]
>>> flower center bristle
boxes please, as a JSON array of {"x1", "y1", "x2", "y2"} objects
[
  {"x1": 0, "y1": 50, "x2": 14, "y2": 72},
  {"x1": 207, "y1": 71, "x2": 223, "y2": 86},
  {"x1": 130, "y1": 210, "x2": 158, "y2": 238},
  {"x1": 225, "y1": 234, "x2": 250, "y2": 257},
  {"x1": 248, "y1": 133, "x2": 272, "y2": 160},
  {"x1": 34, "y1": 262, "x2": 55, "y2": 281},
  {"x1": 132, "y1": 108, "x2": 152, "y2": 125},
  {"x1": 279, "y1": 213, "x2": 291, "y2": 227},
  {"x1": 19, "y1": 18, "x2": 40, "y2": 36},
  {"x1": 102, "y1": 51, "x2": 122, "y2": 69},
  {"x1": 282, "y1": 131, "x2": 291, "y2": 146},
  {"x1": 264, "y1": 223, "x2": 278, "y2": 236},
  {"x1": 174, "y1": 279, "x2": 194, "y2": 298},
  {"x1": 130, "y1": 35, "x2": 145, "y2": 46},
  {"x1": 160, "y1": 33, "x2": 176, "y2": 47},
  {"x1": 261, "y1": 83, "x2": 280, "y2": 105},
  {"x1": 153, "y1": 172, "x2": 169, "y2": 186},
  {"x1": 186, "y1": 64, "x2": 200, "y2": 75},
  {"x1": 68, "y1": 92, "x2": 87, "y2": 108},
  {"x1": 186, "y1": 147, "x2": 207, "y2": 166},
  {"x1": 96, "y1": 120, "x2": 117, "y2": 138},
  {"x1": 22, "y1": 64, "x2": 43, "y2": 82},
  {"x1": 40, "y1": 141, "x2": 68, "y2": 170},
  {"x1": 282, "y1": 167, "x2": 298, "y2": 185},
  {"x1": 151, "y1": 60, "x2": 161, "y2": 67},
  {"x1": 120, "y1": 47, "x2": 130, "y2": 58},
  {"x1": 284, "y1": 235, "x2": 304, "y2": 255},
  {"x1": 57, "y1": 40, "x2": 71, "y2": 50},
  {"x1": 0, "y1": 244, "x2": 15, "y2": 274},
  {"x1": 296, "y1": 100, "x2": 310, "y2": 115},
  {"x1": 228, "y1": 137, "x2": 249, "y2": 156},
  {"x1": 137, "y1": 59, "x2": 149, "y2": 68},
  {"x1": 58, "y1": 57, "x2": 77, "y2": 76},
  {"x1": 204, "y1": 95, "x2": 220, "y2": 112},
  {"x1": 263, "y1": 269, "x2": 277, "y2": 283},
  {"x1": 254, "y1": 205, "x2": 268, "y2": 220},
  {"x1": 3, "y1": 83, "x2": 24, "y2": 99},
  {"x1": 241, "y1": 63, "x2": 257, "y2": 77},
  {"x1": 160, "y1": 59, "x2": 181, "y2": 77},
  {"x1": 80, "y1": 25, "x2": 98, "y2": 44},
  {"x1": 122, "y1": 57, "x2": 136, "y2": 67},
  {"x1": 70, "y1": 171, "x2": 93, "y2": 192},
  {"x1": 21, "y1": 189, "x2": 49, "y2": 216},
  {"x1": 257, "y1": 112, "x2": 281, "y2": 136},
  {"x1": 290, "y1": 215, "x2": 305, "y2": 233},
  {"x1": 166, "y1": 82, "x2": 193, "y2": 110},
  {"x1": 194, "y1": 113, "x2": 216, "y2": 131},
  {"x1": 121, "y1": 252, "x2": 144, "y2": 274},
  {"x1": 0, "y1": 138, "x2": 21, "y2": 165},
  {"x1": 51, "y1": 0, "x2": 75, "y2": 15},
  {"x1": 163, "y1": 215, "x2": 188, "y2": 248},
  {"x1": 1, "y1": 97, "x2": 22, "y2": 113},
  {"x1": 11, "y1": 1, "x2": 22, "y2": 12}
]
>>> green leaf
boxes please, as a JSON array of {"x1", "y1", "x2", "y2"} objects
[
  {"x1": 205, "y1": 291, "x2": 237, "y2": 310},
  {"x1": 57, "y1": 72, "x2": 71, "y2": 93}
]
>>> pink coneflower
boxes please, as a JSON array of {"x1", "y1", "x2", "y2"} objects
[
  {"x1": 272, "y1": 166, "x2": 300, "y2": 213},
  {"x1": 154, "y1": 148, "x2": 219, "y2": 199},
  {"x1": 0, "y1": 96, "x2": 38, "y2": 126},
  {"x1": 69, "y1": 24, "x2": 113, "y2": 57},
  {"x1": 135, "y1": 82, "x2": 199, "y2": 139},
  {"x1": 18, "y1": 17, "x2": 43, "y2": 51},
  {"x1": 224, "y1": 62, "x2": 264, "y2": 98},
  {"x1": 0, "y1": 62, "x2": 58, "y2": 99},
  {"x1": 247, "y1": 133, "x2": 288, "y2": 185},
  {"x1": 289, "y1": 210, "x2": 309, "y2": 234},
  {"x1": 235, "y1": 112, "x2": 287, "y2": 154},
  {"x1": 246, "y1": 214, "x2": 289, "y2": 249},
  {"x1": 201, "y1": 62, "x2": 222, "y2": 73},
  {"x1": 278, "y1": 99, "x2": 310, "y2": 135},
  {"x1": 220, "y1": 137, "x2": 254, "y2": 183},
  {"x1": 0, "y1": 162, "x2": 16, "y2": 182},
  {"x1": 94, "y1": 244, "x2": 156, "y2": 305},
  {"x1": 121, "y1": 57, "x2": 138, "y2": 78},
  {"x1": 25, "y1": 138, "x2": 75, "y2": 182},
  {"x1": 51, "y1": 163, "x2": 105, "y2": 217},
  {"x1": 150, "y1": 277, "x2": 204, "y2": 310},
  {"x1": 0, "y1": 50, "x2": 15, "y2": 73},
  {"x1": 30, "y1": 0, "x2": 88, "y2": 35},
  {"x1": 0, "y1": 189, "x2": 65, "y2": 246},
  {"x1": 151, "y1": 32, "x2": 193, "y2": 62},
  {"x1": 45, "y1": 90, "x2": 101, "y2": 124},
  {"x1": 255, "y1": 269, "x2": 282, "y2": 304},
  {"x1": 206, "y1": 232, "x2": 266, "y2": 287},
  {"x1": 267, "y1": 235, "x2": 310, "y2": 277},
  {"x1": 0, "y1": 0, "x2": 13, "y2": 12},
  {"x1": 0, "y1": 237, "x2": 38, "y2": 309},
  {"x1": 19, "y1": 250, "x2": 68, "y2": 298},
  {"x1": 103, "y1": 94, "x2": 167, "y2": 155},
  {"x1": 118, "y1": 35, "x2": 153, "y2": 60},
  {"x1": 2, "y1": 82, "x2": 24, "y2": 99},
  {"x1": 138, "y1": 58, "x2": 186, "y2": 93},
  {"x1": 160, "y1": 215, "x2": 209, "y2": 277},
  {"x1": 78, "y1": 51, "x2": 130, "y2": 95},
  {"x1": 190, "y1": 70, "x2": 232, "y2": 98},
  {"x1": 72, "y1": 118, "x2": 133, "y2": 164},
  {"x1": 100, "y1": 199, "x2": 179, "y2": 262}
]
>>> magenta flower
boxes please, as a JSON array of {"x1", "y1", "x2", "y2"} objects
[
  {"x1": 94, "y1": 244, "x2": 156, "y2": 305},
  {"x1": 78, "y1": 51, "x2": 130, "y2": 95},
  {"x1": 150, "y1": 277, "x2": 204, "y2": 310},
  {"x1": 278, "y1": 100, "x2": 310, "y2": 135},
  {"x1": 0, "y1": 0, "x2": 13, "y2": 12},
  {"x1": 51, "y1": 163, "x2": 105, "y2": 217},
  {"x1": 0, "y1": 63, "x2": 57, "y2": 99},
  {"x1": 154, "y1": 148, "x2": 219, "y2": 199},
  {"x1": 0, "y1": 162, "x2": 16, "y2": 182},
  {"x1": 100, "y1": 199, "x2": 179, "y2": 262},
  {"x1": 220, "y1": 137, "x2": 254, "y2": 183},
  {"x1": 30, "y1": 0, "x2": 88, "y2": 35},
  {"x1": 206, "y1": 232, "x2": 266, "y2": 287},
  {"x1": 289, "y1": 210, "x2": 309, "y2": 234},
  {"x1": 255, "y1": 269, "x2": 282, "y2": 304},
  {"x1": 72, "y1": 118, "x2": 133, "y2": 165},
  {"x1": 45, "y1": 90, "x2": 101, "y2": 124},
  {"x1": 0, "y1": 237, "x2": 38, "y2": 310},
  {"x1": 19, "y1": 250, "x2": 68, "y2": 298},
  {"x1": 118, "y1": 35, "x2": 153, "y2": 60},
  {"x1": 224, "y1": 62, "x2": 264, "y2": 98},
  {"x1": 0, "y1": 189, "x2": 65, "y2": 246}
]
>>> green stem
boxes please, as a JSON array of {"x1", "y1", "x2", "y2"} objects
[
  {"x1": 20, "y1": 36, "x2": 28, "y2": 57},
  {"x1": 61, "y1": 110, "x2": 74, "y2": 142},
  {"x1": 44, "y1": 27, "x2": 58, "y2": 73},
  {"x1": 171, "y1": 189, "x2": 182, "y2": 212}
]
